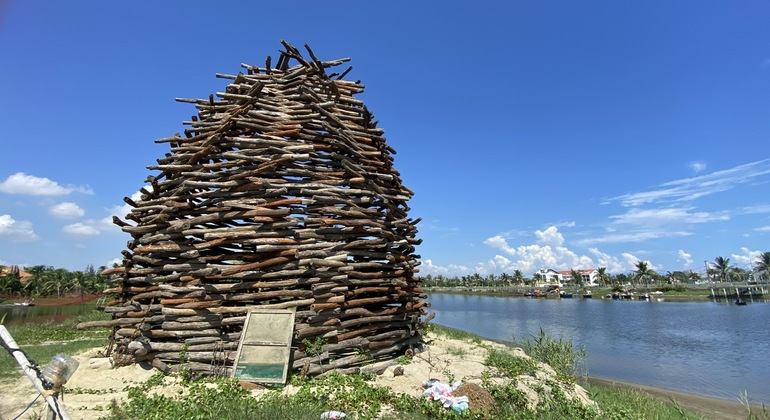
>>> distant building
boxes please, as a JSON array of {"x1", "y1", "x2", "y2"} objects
[
  {"x1": 556, "y1": 268, "x2": 599, "y2": 286},
  {"x1": 534, "y1": 268, "x2": 599, "y2": 287},
  {"x1": 533, "y1": 268, "x2": 562, "y2": 287},
  {"x1": 0, "y1": 265, "x2": 32, "y2": 283}
]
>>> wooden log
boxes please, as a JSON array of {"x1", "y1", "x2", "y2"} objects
[
  {"x1": 162, "y1": 320, "x2": 221, "y2": 330},
  {"x1": 295, "y1": 325, "x2": 339, "y2": 339},
  {"x1": 142, "y1": 329, "x2": 222, "y2": 338},
  {"x1": 127, "y1": 340, "x2": 238, "y2": 353},
  {"x1": 77, "y1": 315, "x2": 164, "y2": 329},
  {"x1": 154, "y1": 351, "x2": 234, "y2": 363}
]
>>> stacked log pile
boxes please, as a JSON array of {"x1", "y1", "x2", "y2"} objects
[{"x1": 79, "y1": 41, "x2": 426, "y2": 377}]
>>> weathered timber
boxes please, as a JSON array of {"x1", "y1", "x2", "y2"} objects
[{"x1": 87, "y1": 41, "x2": 426, "y2": 378}]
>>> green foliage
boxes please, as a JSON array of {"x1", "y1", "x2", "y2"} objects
[
  {"x1": 430, "y1": 324, "x2": 482, "y2": 345},
  {"x1": 586, "y1": 383, "x2": 704, "y2": 420},
  {"x1": 354, "y1": 346, "x2": 373, "y2": 364},
  {"x1": 300, "y1": 337, "x2": 325, "y2": 357},
  {"x1": 740, "y1": 391, "x2": 769, "y2": 420},
  {"x1": 485, "y1": 348, "x2": 539, "y2": 377},
  {"x1": 104, "y1": 376, "x2": 279, "y2": 420},
  {"x1": 395, "y1": 355, "x2": 413, "y2": 365},
  {"x1": 9, "y1": 264, "x2": 107, "y2": 298},
  {"x1": 517, "y1": 328, "x2": 588, "y2": 381},
  {"x1": 5, "y1": 305, "x2": 109, "y2": 344},
  {"x1": 289, "y1": 370, "x2": 392, "y2": 419},
  {"x1": 445, "y1": 345, "x2": 467, "y2": 358},
  {"x1": 0, "y1": 307, "x2": 110, "y2": 379}
]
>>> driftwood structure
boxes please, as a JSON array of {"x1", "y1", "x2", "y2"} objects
[{"x1": 80, "y1": 41, "x2": 426, "y2": 377}]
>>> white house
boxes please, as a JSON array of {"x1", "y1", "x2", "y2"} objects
[
  {"x1": 555, "y1": 268, "x2": 599, "y2": 286},
  {"x1": 533, "y1": 268, "x2": 562, "y2": 287},
  {"x1": 533, "y1": 268, "x2": 601, "y2": 287}
]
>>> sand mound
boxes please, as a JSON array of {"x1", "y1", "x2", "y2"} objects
[{"x1": 0, "y1": 332, "x2": 593, "y2": 419}]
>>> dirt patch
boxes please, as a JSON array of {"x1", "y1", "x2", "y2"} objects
[{"x1": 454, "y1": 382, "x2": 496, "y2": 413}]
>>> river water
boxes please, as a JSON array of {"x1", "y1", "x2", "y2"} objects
[
  {"x1": 0, "y1": 303, "x2": 91, "y2": 327},
  {"x1": 427, "y1": 293, "x2": 770, "y2": 404},
  {"x1": 3, "y1": 295, "x2": 768, "y2": 403}
]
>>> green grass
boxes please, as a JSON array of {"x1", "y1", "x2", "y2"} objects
[
  {"x1": 0, "y1": 305, "x2": 110, "y2": 380},
  {"x1": 1, "y1": 312, "x2": 734, "y2": 420},
  {"x1": 429, "y1": 324, "x2": 484, "y2": 345},
  {"x1": 515, "y1": 327, "x2": 588, "y2": 381},
  {"x1": 585, "y1": 383, "x2": 706, "y2": 419}
]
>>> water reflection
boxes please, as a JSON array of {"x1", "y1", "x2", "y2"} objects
[
  {"x1": 427, "y1": 293, "x2": 770, "y2": 404},
  {"x1": 0, "y1": 303, "x2": 91, "y2": 327}
]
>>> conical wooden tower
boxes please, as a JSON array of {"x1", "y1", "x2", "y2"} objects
[{"x1": 91, "y1": 41, "x2": 426, "y2": 377}]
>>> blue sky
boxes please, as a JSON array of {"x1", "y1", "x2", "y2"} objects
[{"x1": 1, "y1": 2, "x2": 768, "y2": 277}]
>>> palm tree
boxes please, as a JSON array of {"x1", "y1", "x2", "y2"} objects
[
  {"x1": 513, "y1": 270, "x2": 524, "y2": 285},
  {"x1": 570, "y1": 269, "x2": 584, "y2": 287},
  {"x1": 755, "y1": 252, "x2": 770, "y2": 282},
  {"x1": 634, "y1": 261, "x2": 652, "y2": 288},
  {"x1": 713, "y1": 256, "x2": 731, "y2": 282},
  {"x1": 596, "y1": 267, "x2": 610, "y2": 286},
  {"x1": 532, "y1": 273, "x2": 543, "y2": 286}
]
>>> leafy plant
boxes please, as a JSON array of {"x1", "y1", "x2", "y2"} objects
[
  {"x1": 289, "y1": 370, "x2": 392, "y2": 419},
  {"x1": 485, "y1": 348, "x2": 538, "y2": 378},
  {"x1": 354, "y1": 346, "x2": 373, "y2": 365},
  {"x1": 445, "y1": 345, "x2": 467, "y2": 358},
  {"x1": 516, "y1": 327, "x2": 588, "y2": 381},
  {"x1": 395, "y1": 355, "x2": 412, "y2": 365}
]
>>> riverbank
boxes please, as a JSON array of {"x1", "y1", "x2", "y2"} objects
[
  {"x1": 588, "y1": 377, "x2": 766, "y2": 420},
  {"x1": 2, "y1": 327, "x2": 763, "y2": 419},
  {"x1": 3, "y1": 298, "x2": 766, "y2": 418},
  {"x1": 424, "y1": 286, "x2": 717, "y2": 301}
]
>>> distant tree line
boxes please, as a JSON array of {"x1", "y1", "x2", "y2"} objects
[
  {"x1": 0, "y1": 264, "x2": 107, "y2": 298},
  {"x1": 421, "y1": 251, "x2": 770, "y2": 288},
  {"x1": 3, "y1": 252, "x2": 768, "y2": 297}
]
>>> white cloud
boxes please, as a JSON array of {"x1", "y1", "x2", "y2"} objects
[
  {"x1": 677, "y1": 249, "x2": 693, "y2": 268},
  {"x1": 535, "y1": 226, "x2": 565, "y2": 246},
  {"x1": 0, "y1": 214, "x2": 39, "y2": 242},
  {"x1": 755, "y1": 225, "x2": 770, "y2": 233},
  {"x1": 575, "y1": 207, "x2": 727, "y2": 246},
  {"x1": 62, "y1": 222, "x2": 101, "y2": 236},
  {"x1": 731, "y1": 247, "x2": 762, "y2": 268},
  {"x1": 576, "y1": 230, "x2": 691, "y2": 246},
  {"x1": 419, "y1": 259, "x2": 474, "y2": 277},
  {"x1": 607, "y1": 159, "x2": 770, "y2": 207},
  {"x1": 105, "y1": 258, "x2": 123, "y2": 269},
  {"x1": 423, "y1": 226, "x2": 660, "y2": 277},
  {"x1": 484, "y1": 235, "x2": 514, "y2": 254},
  {"x1": 689, "y1": 161, "x2": 706, "y2": 173},
  {"x1": 484, "y1": 226, "x2": 594, "y2": 274},
  {"x1": 742, "y1": 204, "x2": 770, "y2": 215},
  {"x1": 49, "y1": 202, "x2": 85, "y2": 219},
  {"x1": 609, "y1": 207, "x2": 729, "y2": 225},
  {"x1": 0, "y1": 172, "x2": 93, "y2": 196},
  {"x1": 588, "y1": 248, "x2": 640, "y2": 273}
]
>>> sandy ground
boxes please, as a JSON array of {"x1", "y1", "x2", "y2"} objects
[{"x1": 1, "y1": 333, "x2": 764, "y2": 419}]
